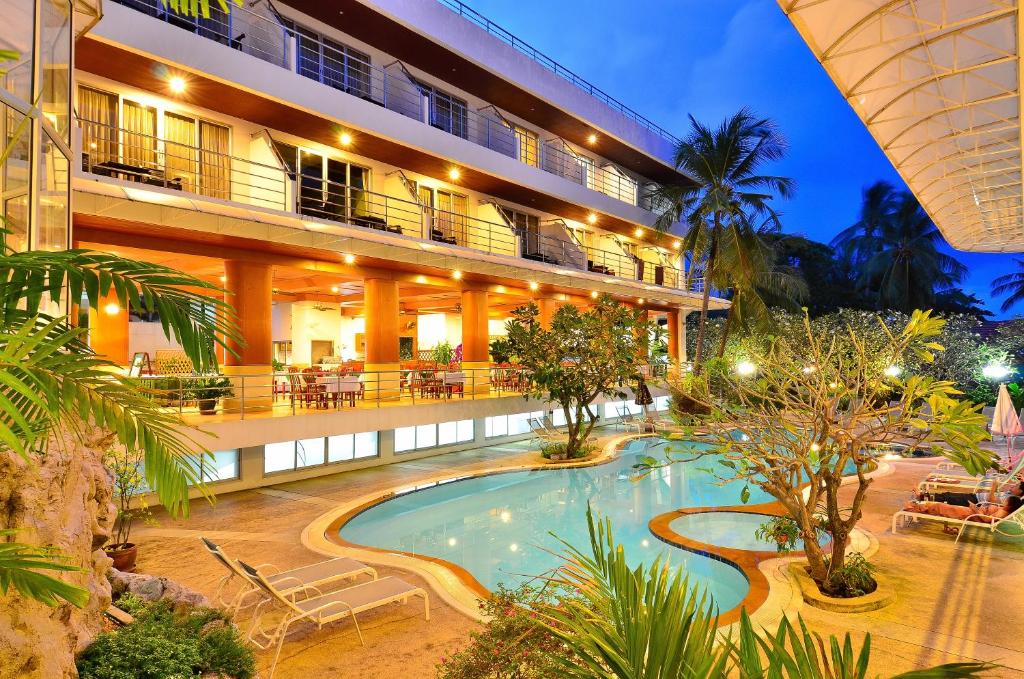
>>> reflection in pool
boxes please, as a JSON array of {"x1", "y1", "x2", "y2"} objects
[
  {"x1": 340, "y1": 438, "x2": 773, "y2": 612},
  {"x1": 668, "y1": 511, "x2": 830, "y2": 551}
]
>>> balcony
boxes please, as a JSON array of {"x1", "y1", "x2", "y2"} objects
[
  {"x1": 78, "y1": 119, "x2": 698, "y2": 292},
  {"x1": 104, "y1": 0, "x2": 652, "y2": 212}
]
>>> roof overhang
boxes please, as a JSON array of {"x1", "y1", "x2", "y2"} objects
[{"x1": 779, "y1": 0, "x2": 1024, "y2": 252}]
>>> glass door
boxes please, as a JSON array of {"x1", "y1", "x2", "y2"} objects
[{"x1": 298, "y1": 150, "x2": 324, "y2": 218}]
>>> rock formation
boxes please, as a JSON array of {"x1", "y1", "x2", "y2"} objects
[{"x1": 0, "y1": 433, "x2": 116, "y2": 679}]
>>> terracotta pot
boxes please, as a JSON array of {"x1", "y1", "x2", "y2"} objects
[
  {"x1": 197, "y1": 398, "x2": 218, "y2": 414},
  {"x1": 105, "y1": 543, "x2": 138, "y2": 572}
]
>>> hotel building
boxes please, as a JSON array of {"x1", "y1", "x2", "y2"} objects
[{"x1": 9, "y1": 0, "x2": 728, "y2": 494}]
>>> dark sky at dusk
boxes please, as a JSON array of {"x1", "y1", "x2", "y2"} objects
[{"x1": 468, "y1": 0, "x2": 1023, "y2": 318}]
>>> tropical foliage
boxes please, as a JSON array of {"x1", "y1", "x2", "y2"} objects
[
  {"x1": 653, "y1": 108, "x2": 794, "y2": 374},
  {"x1": 160, "y1": 0, "x2": 242, "y2": 18},
  {"x1": 505, "y1": 295, "x2": 653, "y2": 457},
  {"x1": 0, "y1": 530, "x2": 90, "y2": 608},
  {"x1": 436, "y1": 509, "x2": 990, "y2": 678},
  {"x1": 991, "y1": 258, "x2": 1024, "y2": 313},
  {"x1": 651, "y1": 311, "x2": 992, "y2": 585}
]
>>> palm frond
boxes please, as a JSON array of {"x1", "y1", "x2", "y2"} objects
[
  {"x1": 161, "y1": 0, "x2": 241, "y2": 19},
  {"x1": 0, "y1": 530, "x2": 89, "y2": 608}
]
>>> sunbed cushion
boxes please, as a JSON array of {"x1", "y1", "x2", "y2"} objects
[
  {"x1": 295, "y1": 576, "x2": 419, "y2": 615},
  {"x1": 266, "y1": 557, "x2": 367, "y2": 587}
]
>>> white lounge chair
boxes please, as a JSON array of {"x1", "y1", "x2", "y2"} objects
[
  {"x1": 892, "y1": 502, "x2": 1024, "y2": 543},
  {"x1": 239, "y1": 561, "x2": 428, "y2": 678},
  {"x1": 201, "y1": 537, "x2": 376, "y2": 616}
]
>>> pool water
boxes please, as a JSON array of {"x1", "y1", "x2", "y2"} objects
[
  {"x1": 340, "y1": 438, "x2": 774, "y2": 612},
  {"x1": 668, "y1": 512, "x2": 830, "y2": 551}
]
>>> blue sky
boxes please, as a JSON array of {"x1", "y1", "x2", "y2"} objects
[{"x1": 468, "y1": 0, "x2": 1022, "y2": 318}]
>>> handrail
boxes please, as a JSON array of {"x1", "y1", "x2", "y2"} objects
[
  {"x1": 77, "y1": 119, "x2": 697, "y2": 292},
  {"x1": 435, "y1": 0, "x2": 681, "y2": 145},
  {"x1": 138, "y1": 363, "x2": 669, "y2": 421},
  {"x1": 106, "y1": 0, "x2": 655, "y2": 211}
]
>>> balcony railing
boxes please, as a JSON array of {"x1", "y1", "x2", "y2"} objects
[
  {"x1": 78, "y1": 119, "x2": 697, "y2": 291},
  {"x1": 435, "y1": 0, "x2": 681, "y2": 146},
  {"x1": 106, "y1": 0, "x2": 652, "y2": 210}
]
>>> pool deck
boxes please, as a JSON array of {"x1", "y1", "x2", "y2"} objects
[{"x1": 133, "y1": 434, "x2": 1024, "y2": 678}]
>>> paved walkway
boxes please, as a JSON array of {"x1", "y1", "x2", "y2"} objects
[{"x1": 134, "y1": 438, "x2": 1024, "y2": 678}]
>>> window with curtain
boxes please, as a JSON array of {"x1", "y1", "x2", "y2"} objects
[
  {"x1": 77, "y1": 86, "x2": 118, "y2": 167},
  {"x1": 121, "y1": 100, "x2": 157, "y2": 169},
  {"x1": 505, "y1": 122, "x2": 538, "y2": 167},
  {"x1": 164, "y1": 112, "x2": 197, "y2": 192},
  {"x1": 199, "y1": 120, "x2": 230, "y2": 200},
  {"x1": 434, "y1": 190, "x2": 467, "y2": 244}
]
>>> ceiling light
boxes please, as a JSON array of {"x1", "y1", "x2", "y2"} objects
[
  {"x1": 219, "y1": 275, "x2": 226, "y2": 283},
  {"x1": 168, "y1": 76, "x2": 186, "y2": 94},
  {"x1": 637, "y1": 298, "x2": 645, "y2": 305},
  {"x1": 448, "y1": 167, "x2": 461, "y2": 181},
  {"x1": 587, "y1": 213, "x2": 597, "y2": 224},
  {"x1": 343, "y1": 254, "x2": 355, "y2": 264},
  {"x1": 103, "y1": 302, "x2": 121, "y2": 316},
  {"x1": 339, "y1": 131, "x2": 352, "y2": 146},
  {"x1": 452, "y1": 270, "x2": 463, "y2": 280},
  {"x1": 634, "y1": 228, "x2": 644, "y2": 238},
  {"x1": 416, "y1": 275, "x2": 427, "y2": 284},
  {"x1": 529, "y1": 281, "x2": 538, "y2": 291},
  {"x1": 672, "y1": 241, "x2": 681, "y2": 249},
  {"x1": 587, "y1": 133, "x2": 598, "y2": 144},
  {"x1": 331, "y1": 285, "x2": 339, "y2": 293},
  {"x1": 590, "y1": 290, "x2": 598, "y2": 299},
  {"x1": 495, "y1": 285, "x2": 506, "y2": 294}
]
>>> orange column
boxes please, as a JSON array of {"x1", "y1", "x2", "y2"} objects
[
  {"x1": 223, "y1": 260, "x2": 274, "y2": 410},
  {"x1": 461, "y1": 289, "x2": 490, "y2": 394},
  {"x1": 667, "y1": 309, "x2": 681, "y2": 362},
  {"x1": 89, "y1": 290, "x2": 129, "y2": 365},
  {"x1": 537, "y1": 297, "x2": 561, "y2": 328},
  {"x1": 363, "y1": 278, "x2": 401, "y2": 399}
]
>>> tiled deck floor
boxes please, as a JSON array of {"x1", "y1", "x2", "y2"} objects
[{"x1": 134, "y1": 436, "x2": 1024, "y2": 678}]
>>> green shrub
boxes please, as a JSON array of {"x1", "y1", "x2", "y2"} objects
[
  {"x1": 539, "y1": 440, "x2": 594, "y2": 460},
  {"x1": 77, "y1": 600, "x2": 255, "y2": 679},
  {"x1": 821, "y1": 552, "x2": 876, "y2": 598}
]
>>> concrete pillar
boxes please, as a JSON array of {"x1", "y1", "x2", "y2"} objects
[
  {"x1": 461, "y1": 288, "x2": 490, "y2": 394},
  {"x1": 89, "y1": 289, "x2": 129, "y2": 365},
  {"x1": 364, "y1": 278, "x2": 401, "y2": 399},
  {"x1": 223, "y1": 260, "x2": 274, "y2": 411},
  {"x1": 668, "y1": 309, "x2": 688, "y2": 365}
]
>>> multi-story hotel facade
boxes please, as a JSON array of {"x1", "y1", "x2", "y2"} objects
[{"x1": 55, "y1": 0, "x2": 726, "y2": 495}]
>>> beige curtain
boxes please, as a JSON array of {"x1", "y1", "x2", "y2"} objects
[
  {"x1": 452, "y1": 193, "x2": 468, "y2": 246},
  {"x1": 199, "y1": 121, "x2": 230, "y2": 199},
  {"x1": 164, "y1": 113, "x2": 197, "y2": 192},
  {"x1": 121, "y1": 101, "x2": 156, "y2": 169},
  {"x1": 77, "y1": 86, "x2": 117, "y2": 165}
]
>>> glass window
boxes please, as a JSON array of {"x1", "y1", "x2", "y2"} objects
[
  {"x1": 485, "y1": 414, "x2": 507, "y2": 438},
  {"x1": 655, "y1": 395, "x2": 670, "y2": 412},
  {"x1": 296, "y1": 437, "x2": 325, "y2": 468},
  {"x1": 485, "y1": 411, "x2": 542, "y2": 438},
  {"x1": 0, "y1": 0, "x2": 34, "y2": 102},
  {"x1": 328, "y1": 434, "x2": 354, "y2": 463},
  {"x1": 437, "y1": 420, "x2": 457, "y2": 446},
  {"x1": 415, "y1": 423, "x2": 436, "y2": 449},
  {"x1": 264, "y1": 441, "x2": 295, "y2": 473},
  {"x1": 394, "y1": 426, "x2": 415, "y2": 453},
  {"x1": 191, "y1": 449, "x2": 238, "y2": 483},
  {"x1": 456, "y1": 419, "x2": 474, "y2": 442},
  {"x1": 354, "y1": 431, "x2": 377, "y2": 459},
  {"x1": 505, "y1": 122, "x2": 538, "y2": 167},
  {"x1": 35, "y1": 131, "x2": 68, "y2": 251},
  {"x1": 2, "y1": 103, "x2": 31, "y2": 253},
  {"x1": 40, "y1": 0, "x2": 72, "y2": 143},
  {"x1": 551, "y1": 409, "x2": 566, "y2": 427}
]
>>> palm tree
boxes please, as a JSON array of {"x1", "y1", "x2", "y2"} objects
[
  {"x1": 712, "y1": 214, "x2": 807, "y2": 357},
  {"x1": 654, "y1": 108, "x2": 794, "y2": 374},
  {"x1": 991, "y1": 259, "x2": 1024, "y2": 313},
  {"x1": 162, "y1": 0, "x2": 240, "y2": 17},
  {"x1": 832, "y1": 182, "x2": 967, "y2": 313}
]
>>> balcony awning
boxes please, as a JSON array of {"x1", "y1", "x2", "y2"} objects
[{"x1": 779, "y1": 0, "x2": 1023, "y2": 252}]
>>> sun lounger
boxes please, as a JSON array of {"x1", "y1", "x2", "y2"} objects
[
  {"x1": 201, "y1": 537, "x2": 376, "y2": 615},
  {"x1": 239, "y1": 561, "x2": 428, "y2": 678},
  {"x1": 892, "y1": 502, "x2": 1024, "y2": 543}
]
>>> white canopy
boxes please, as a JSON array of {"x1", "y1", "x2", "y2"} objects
[
  {"x1": 779, "y1": 1, "x2": 1023, "y2": 252},
  {"x1": 992, "y1": 383, "x2": 1022, "y2": 438}
]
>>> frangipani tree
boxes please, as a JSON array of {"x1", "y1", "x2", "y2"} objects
[
  {"x1": 505, "y1": 296, "x2": 654, "y2": 458},
  {"x1": 642, "y1": 310, "x2": 992, "y2": 587}
]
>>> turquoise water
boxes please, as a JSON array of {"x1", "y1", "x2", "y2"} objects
[
  {"x1": 669, "y1": 512, "x2": 830, "y2": 551},
  {"x1": 340, "y1": 438, "x2": 776, "y2": 612}
]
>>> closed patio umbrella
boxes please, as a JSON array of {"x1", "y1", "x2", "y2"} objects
[{"x1": 991, "y1": 384, "x2": 1022, "y2": 458}]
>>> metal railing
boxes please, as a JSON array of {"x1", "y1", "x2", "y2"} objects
[
  {"x1": 78, "y1": 119, "x2": 699, "y2": 292},
  {"x1": 436, "y1": 0, "x2": 681, "y2": 145},
  {"x1": 107, "y1": 0, "x2": 653, "y2": 210},
  {"x1": 139, "y1": 363, "x2": 668, "y2": 421}
]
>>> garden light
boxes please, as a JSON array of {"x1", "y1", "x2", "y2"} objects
[
  {"x1": 983, "y1": 363, "x2": 1011, "y2": 381},
  {"x1": 736, "y1": 360, "x2": 756, "y2": 376}
]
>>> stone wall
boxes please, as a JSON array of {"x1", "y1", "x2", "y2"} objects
[{"x1": 0, "y1": 433, "x2": 116, "y2": 679}]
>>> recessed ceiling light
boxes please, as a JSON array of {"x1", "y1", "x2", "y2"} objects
[
  {"x1": 452, "y1": 270, "x2": 463, "y2": 280},
  {"x1": 587, "y1": 133, "x2": 598, "y2": 144},
  {"x1": 634, "y1": 228, "x2": 644, "y2": 238},
  {"x1": 416, "y1": 275, "x2": 427, "y2": 284},
  {"x1": 169, "y1": 76, "x2": 186, "y2": 94},
  {"x1": 529, "y1": 281, "x2": 538, "y2": 291},
  {"x1": 448, "y1": 167, "x2": 461, "y2": 181},
  {"x1": 590, "y1": 290, "x2": 598, "y2": 299},
  {"x1": 339, "y1": 131, "x2": 352, "y2": 146},
  {"x1": 587, "y1": 213, "x2": 597, "y2": 224},
  {"x1": 672, "y1": 241, "x2": 681, "y2": 249},
  {"x1": 638, "y1": 298, "x2": 645, "y2": 305},
  {"x1": 343, "y1": 254, "x2": 355, "y2": 264},
  {"x1": 331, "y1": 285, "x2": 339, "y2": 293}
]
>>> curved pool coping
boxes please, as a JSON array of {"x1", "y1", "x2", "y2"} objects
[{"x1": 301, "y1": 433, "x2": 894, "y2": 623}]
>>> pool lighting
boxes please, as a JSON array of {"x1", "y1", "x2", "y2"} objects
[
  {"x1": 499, "y1": 510, "x2": 511, "y2": 523},
  {"x1": 735, "y1": 360, "x2": 756, "y2": 376},
  {"x1": 343, "y1": 253, "x2": 356, "y2": 264},
  {"x1": 883, "y1": 365, "x2": 902, "y2": 378},
  {"x1": 640, "y1": 539, "x2": 650, "y2": 547},
  {"x1": 983, "y1": 363, "x2": 1011, "y2": 381},
  {"x1": 452, "y1": 270, "x2": 463, "y2": 280},
  {"x1": 103, "y1": 302, "x2": 121, "y2": 316},
  {"x1": 448, "y1": 167, "x2": 461, "y2": 181},
  {"x1": 168, "y1": 76, "x2": 186, "y2": 94},
  {"x1": 339, "y1": 131, "x2": 353, "y2": 146},
  {"x1": 587, "y1": 213, "x2": 598, "y2": 224},
  {"x1": 447, "y1": 537, "x2": 457, "y2": 547},
  {"x1": 509, "y1": 543, "x2": 518, "y2": 552}
]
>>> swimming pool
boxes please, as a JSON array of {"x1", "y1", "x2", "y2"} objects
[{"x1": 339, "y1": 437, "x2": 777, "y2": 612}]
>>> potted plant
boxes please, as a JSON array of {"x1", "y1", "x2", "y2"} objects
[
  {"x1": 190, "y1": 375, "x2": 233, "y2": 415},
  {"x1": 431, "y1": 340, "x2": 455, "y2": 368},
  {"x1": 103, "y1": 447, "x2": 153, "y2": 572}
]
